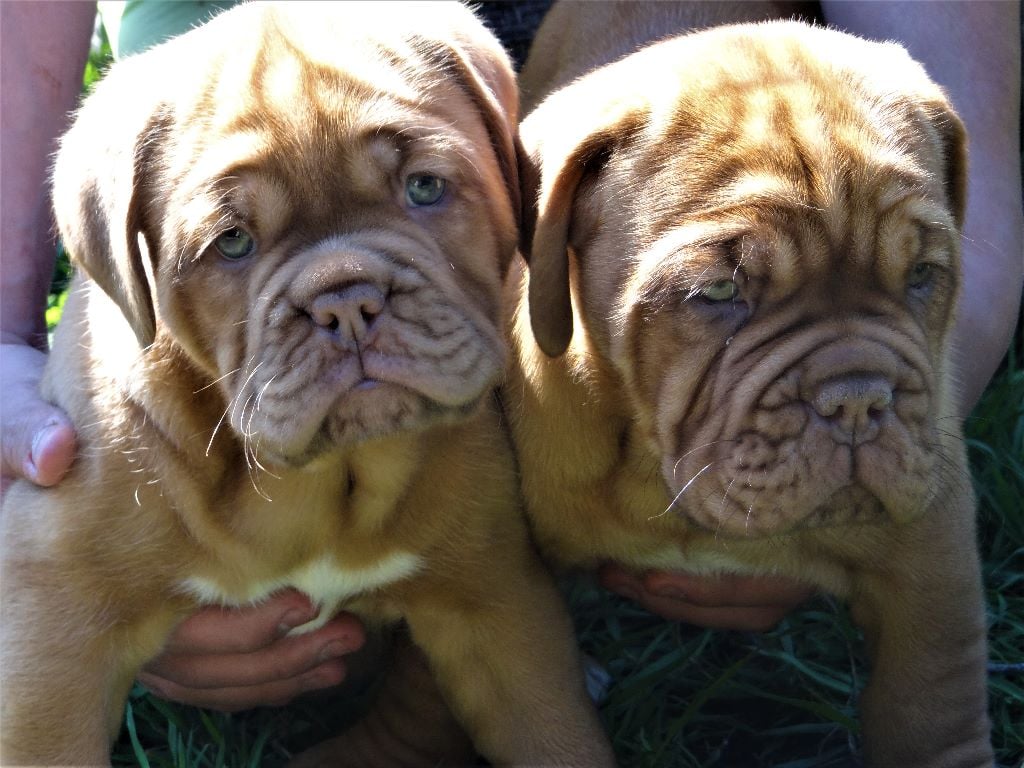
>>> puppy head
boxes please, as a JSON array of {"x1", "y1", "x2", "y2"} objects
[
  {"x1": 521, "y1": 22, "x2": 966, "y2": 536},
  {"x1": 54, "y1": 1, "x2": 520, "y2": 465}
]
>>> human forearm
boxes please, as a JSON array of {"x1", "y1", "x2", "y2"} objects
[{"x1": 1, "y1": 1, "x2": 95, "y2": 347}]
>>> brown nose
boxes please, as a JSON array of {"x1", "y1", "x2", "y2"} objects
[
  {"x1": 308, "y1": 283, "x2": 386, "y2": 344},
  {"x1": 809, "y1": 374, "x2": 893, "y2": 446}
]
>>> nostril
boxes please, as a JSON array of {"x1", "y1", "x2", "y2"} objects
[
  {"x1": 308, "y1": 305, "x2": 343, "y2": 332},
  {"x1": 307, "y1": 283, "x2": 387, "y2": 341},
  {"x1": 808, "y1": 374, "x2": 893, "y2": 443},
  {"x1": 866, "y1": 397, "x2": 890, "y2": 416}
]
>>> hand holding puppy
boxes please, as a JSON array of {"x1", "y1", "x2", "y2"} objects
[
  {"x1": 139, "y1": 590, "x2": 364, "y2": 712},
  {"x1": 600, "y1": 565, "x2": 813, "y2": 632},
  {"x1": 0, "y1": 343, "x2": 77, "y2": 494}
]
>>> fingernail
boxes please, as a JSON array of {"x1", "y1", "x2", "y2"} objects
[
  {"x1": 279, "y1": 608, "x2": 315, "y2": 634},
  {"x1": 136, "y1": 674, "x2": 167, "y2": 700},
  {"x1": 318, "y1": 640, "x2": 351, "y2": 663},
  {"x1": 26, "y1": 423, "x2": 58, "y2": 478},
  {"x1": 304, "y1": 662, "x2": 347, "y2": 691}
]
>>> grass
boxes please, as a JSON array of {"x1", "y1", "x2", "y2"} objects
[{"x1": 55, "y1": 25, "x2": 1024, "y2": 768}]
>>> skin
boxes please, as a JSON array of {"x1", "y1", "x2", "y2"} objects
[
  {"x1": 0, "y1": 1, "x2": 89, "y2": 493},
  {"x1": 1, "y1": 0, "x2": 1019, "y2": 700},
  {"x1": 136, "y1": 589, "x2": 362, "y2": 711}
]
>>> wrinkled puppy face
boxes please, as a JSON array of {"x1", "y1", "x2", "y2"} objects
[
  {"x1": 56, "y1": 3, "x2": 519, "y2": 466},
  {"x1": 524, "y1": 22, "x2": 966, "y2": 537}
]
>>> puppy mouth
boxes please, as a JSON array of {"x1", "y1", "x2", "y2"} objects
[
  {"x1": 323, "y1": 376, "x2": 482, "y2": 440},
  {"x1": 806, "y1": 486, "x2": 887, "y2": 527},
  {"x1": 252, "y1": 374, "x2": 484, "y2": 467},
  {"x1": 670, "y1": 472, "x2": 890, "y2": 539},
  {"x1": 352, "y1": 377, "x2": 383, "y2": 391},
  {"x1": 666, "y1": 410, "x2": 933, "y2": 538},
  {"x1": 656, "y1": 318, "x2": 940, "y2": 537},
  {"x1": 230, "y1": 262, "x2": 504, "y2": 464}
]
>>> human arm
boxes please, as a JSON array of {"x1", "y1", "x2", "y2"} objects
[{"x1": 0, "y1": 0, "x2": 93, "y2": 491}]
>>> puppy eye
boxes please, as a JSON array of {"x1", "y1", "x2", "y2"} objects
[
  {"x1": 699, "y1": 279, "x2": 740, "y2": 302},
  {"x1": 405, "y1": 174, "x2": 447, "y2": 207},
  {"x1": 906, "y1": 261, "x2": 935, "y2": 290},
  {"x1": 214, "y1": 227, "x2": 255, "y2": 261}
]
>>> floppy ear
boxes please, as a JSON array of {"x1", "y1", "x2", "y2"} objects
[
  {"x1": 858, "y1": 39, "x2": 968, "y2": 232},
  {"x1": 519, "y1": 93, "x2": 645, "y2": 358},
  {"x1": 51, "y1": 55, "x2": 170, "y2": 349},
  {"x1": 411, "y1": 11, "x2": 522, "y2": 231},
  {"x1": 926, "y1": 100, "x2": 968, "y2": 231},
  {"x1": 447, "y1": 30, "x2": 521, "y2": 229}
]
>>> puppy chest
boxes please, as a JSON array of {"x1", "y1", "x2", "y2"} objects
[{"x1": 180, "y1": 552, "x2": 423, "y2": 633}]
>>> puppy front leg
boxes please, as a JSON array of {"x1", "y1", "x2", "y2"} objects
[
  {"x1": 1, "y1": 578, "x2": 179, "y2": 765},
  {"x1": 403, "y1": 556, "x2": 616, "y2": 768},
  {"x1": 850, "y1": 485, "x2": 993, "y2": 768}
]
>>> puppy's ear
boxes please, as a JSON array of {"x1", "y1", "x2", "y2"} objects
[
  {"x1": 51, "y1": 55, "x2": 170, "y2": 349},
  {"x1": 860, "y1": 40, "x2": 968, "y2": 231},
  {"x1": 412, "y1": 11, "x2": 521, "y2": 230},
  {"x1": 926, "y1": 100, "x2": 968, "y2": 231},
  {"x1": 519, "y1": 92, "x2": 645, "y2": 358}
]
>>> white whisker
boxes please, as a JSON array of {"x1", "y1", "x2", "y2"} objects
[
  {"x1": 205, "y1": 356, "x2": 259, "y2": 456},
  {"x1": 671, "y1": 439, "x2": 736, "y2": 477},
  {"x1": 651, "y1": 460, "x2": 717, "y2": 519},
  {"x1": 193, "y1": 367, "x2": 241, "y2": 395}
]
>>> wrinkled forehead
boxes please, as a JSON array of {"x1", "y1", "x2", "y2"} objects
[
  {"x1": 626, "y1": 54, "x2": 956, "y2": 281},
  {"x1": 160, "y1": 17, "x2": 473, "y2": 225},
  {"x1": 175, "y1": 12, "x2": 423, "y2": 157},
  {"x1": 176, "y1": 69, "x2": 414, "y2": 185}
]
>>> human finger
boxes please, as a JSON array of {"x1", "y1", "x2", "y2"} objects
[
  {"x1": 640, "y1": 570, "x2": 814, "y2": 610},
  {"x1": 143, "y1": 612, "x2": 364, "y2": 691},
  {"x1": 161, "y1": 589, "x2": 324, "y2": 655},
  {"x1": 138, "y1": 656, "x2": 349, "y2": 712},
  {"x1": 0, "y1": 344, "x2": 77, "y2": 490},
  {"x1": 599, "y1": 565, "x2": 812, "y2": 631}
]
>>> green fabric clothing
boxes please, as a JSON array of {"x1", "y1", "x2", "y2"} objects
[
  {"x1": 97, "y1": 1, "x2": 553, "y2": 67},
  {"x1": 96, "y1": 1, "x2": 553, "y2": 68},
  {"x1": 98, "y1": 0, "x2": 237, "y2": 59}
]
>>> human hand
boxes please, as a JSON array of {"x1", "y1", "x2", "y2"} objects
[
  {"x1": 0, "y1": 341, "x2": 77, "y2": 496},
  {"x1": 599, "y1": 564, "x2": 813, "y2": 632},
  {"x1": 138, "y1": 589, "x2": 366, "y2": 712}
]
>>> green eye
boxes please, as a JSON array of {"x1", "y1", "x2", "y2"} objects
[
  {"x1": 700, "y1": 279, "x2": 740, "y2": 302},
  {"x1": 214, "y1": 227, "x2": 255, "y2": 260},
  {"x1": 405, "y1": 174, "x2": 447, "y2": 206},
  {"x1": 907, "y1": 262, "x2": 935, "y2": 289}
]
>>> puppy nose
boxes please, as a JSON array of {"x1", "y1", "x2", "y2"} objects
[
  {"x1": 808, "y1": 374, "x2": 893, "y2": 446},
  {"x1": 308, "y1": 283, "x2": 386, "y2": 342}
]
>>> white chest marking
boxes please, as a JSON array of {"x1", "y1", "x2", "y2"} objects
[{"x1": 181, "y1": 552, "x2": 423, "y2": 634}]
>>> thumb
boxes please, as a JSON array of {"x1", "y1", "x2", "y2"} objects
[
  {"x1": 1, "y1": 342, "x2": 78, "y2": 492},
  {"x1": 1, "y1": 409, "x2": 77, "y2": 490}
]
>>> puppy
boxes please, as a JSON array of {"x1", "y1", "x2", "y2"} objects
[
  {"x1": 506, "y1": 10, "x2": 992, "y2": 767},
  {"x1": 0, "y1": 3, "x2": 613, "y2": 766}
]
